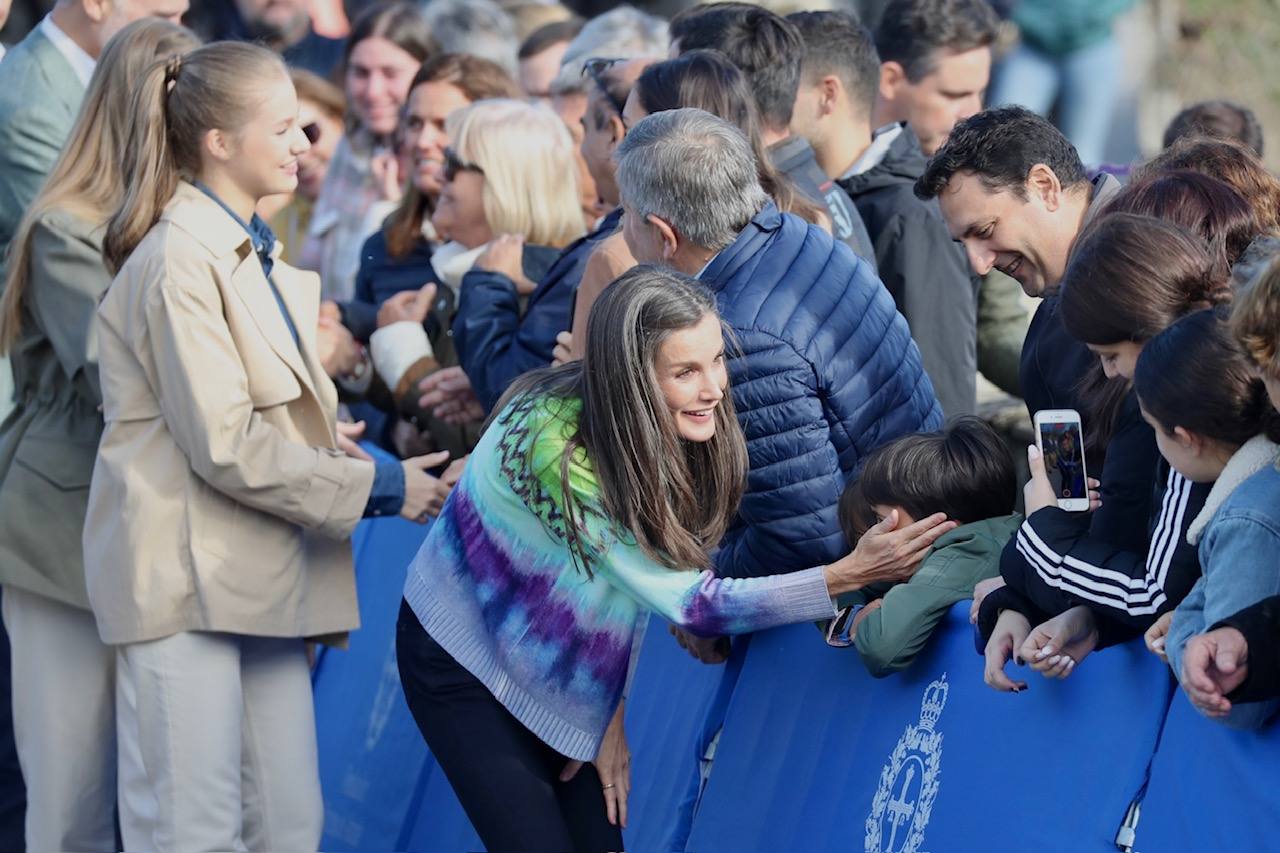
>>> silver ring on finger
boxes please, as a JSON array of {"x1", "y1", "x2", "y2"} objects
[{"x1": 602, "y1": 783, "x2": 616, "y2": 790}]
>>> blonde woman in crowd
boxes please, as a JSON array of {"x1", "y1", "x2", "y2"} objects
[
  {"x1": 372, "y1": 97, "x2": 586, "y2": 425},
  {"x1": 300, "y1": 2, "x2": 434, "y2": 301},
  {"x1": 89, "y1": 41, "x2": 443, "y2": 849},
  {"x1": 0, "y1": 20, "x2": 199, "y2": 852}
]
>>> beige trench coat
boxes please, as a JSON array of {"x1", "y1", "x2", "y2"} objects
[{"x1": 84, "y1": 182, "x2": 375, "y2": 647}]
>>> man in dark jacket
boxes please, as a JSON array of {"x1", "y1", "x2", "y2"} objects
[
  {"x1": 916, "y1": 108, "x2": 1200, "y2": 671},
  {"x1": 616, "y1": 108, "x2": 943, "y2": 581},
  {"x1": 790, "y1": 10, "x2": 977, "y2": 417},
  {"x1": 442, "y1": 57, "x2": 654, "y2": 414},
  {"x1": 668, "y1": 2, "x2": 876, "y2": 267}
]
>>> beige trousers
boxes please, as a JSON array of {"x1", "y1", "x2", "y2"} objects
[
  {"x1": 115, "y1": 631, "x2": 323, "y2": 852},
  {"x1": 2, "y1": 585, "x2": 117, "y2": 852}
]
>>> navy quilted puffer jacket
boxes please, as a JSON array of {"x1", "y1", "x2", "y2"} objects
[{"x1": 706, "y1": 204, "x2": 943, "y2": 579}]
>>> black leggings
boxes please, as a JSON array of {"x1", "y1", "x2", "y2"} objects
[{"x1": 396, "y1": 600, "x2": 623, "y2": 853}]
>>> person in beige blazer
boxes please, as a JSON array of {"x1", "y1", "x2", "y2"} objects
[
  {"x1": 89, "y1": 42, "x2": 448, "y2": 852},
  {"x1": 0, "y1": 21, "x2": 200, "y2": 853}
]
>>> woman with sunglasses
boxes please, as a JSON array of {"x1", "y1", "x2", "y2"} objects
[
  {"x1": 363, "y1": 97, "x2": 585, "y2": 459},
  {"x1": 328, "y1": 54, "x2": 521, "y2": 453}
]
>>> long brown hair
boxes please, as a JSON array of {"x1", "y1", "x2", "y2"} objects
[
  {"x1": 1062, "y1": 214, "x2": 1231, "y2": 346},
  {"x1": 1232, "y1": 255, "x2": 1280, "y2": 380},
  {"x1": 1060, "y1": 213, "x2": 1232, "y2": 452},
  {"x1": 0, "y1": 19, "x2": 199, "y2": 353},
  {"x1": 384, "y1": 53, "x2": 522, "y2": 258},
  {"x1": 1137, "y1": 137, "x2": 1280, "y2": 234},
  {"x1": 103, "y1": 42, "x2": 288, "y2": 273},
  {"x1": 634, "y1": 49, "x2": 826, "y2": 227},
  {"x1": 496, "y1": 265, "x2": 748, "y2": 575},
  {"x1": 1101, "y1": 169, "x2": 1259, "y2": 279}
]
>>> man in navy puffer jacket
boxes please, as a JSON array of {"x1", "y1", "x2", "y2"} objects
[{"x1": 617, "y1": 108, "x2": 942, "y2": 580}]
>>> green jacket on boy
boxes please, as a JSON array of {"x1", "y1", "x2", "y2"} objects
[{"x1": 829, "y1": 513, "x2": 1022, "y2": 677}]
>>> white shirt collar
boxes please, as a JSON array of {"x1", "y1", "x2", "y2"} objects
[
  {"x1": 839, "y1": 122, "x2": 906, "y2": 181},
  {"x1": 39, "y1": 14, "x2": 96, "y2": 87}
]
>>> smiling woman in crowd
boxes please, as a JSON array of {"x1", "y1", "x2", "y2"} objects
[
  {"x1": 88, "y1": 41, "x2": 445, "y2": 849},
  {"x1": 300, "y1": 1, "x2": 433, "y2": 301}
]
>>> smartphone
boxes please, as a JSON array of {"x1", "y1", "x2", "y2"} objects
[{"x1": 1033, "y1": 409, "x2": 1090, "y2": 512}]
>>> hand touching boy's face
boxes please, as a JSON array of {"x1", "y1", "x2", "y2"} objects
[{"x1": 872, "y1": 504, "x2": 916, "y2": 528}]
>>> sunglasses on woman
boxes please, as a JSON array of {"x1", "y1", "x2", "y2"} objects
[
  {"x1": 581, "y1": 57, "x2": 627, "y2": 117},
  {"x1": 443, "y1": 147, "x2": 485, "y2": 183},
  {"x1": 302, "y1": 122, "x2": 321, "y2": 144}
]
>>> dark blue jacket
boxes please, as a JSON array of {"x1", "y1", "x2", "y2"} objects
[
  {"x1": 453, "y1": 208, "x2": 624, "y2": 412},
  {"x1": 705, "y1": 205, "x2": 942, "y2": 580},
  {"x1": 340, "y1": 229, "x2": 435, "y2": 343}
]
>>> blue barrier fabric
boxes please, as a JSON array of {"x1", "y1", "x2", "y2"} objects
[
  {"x1": 1136, "y1": 689, "x2": 1280, "y2": 852},
  {"x1": 621, "y1": 617, "x2": 731, "y2": 852},
  {"x1": 685, "y1": 604, "x2": 1171, "y2": 853},
  {"x1": 314, "y1": 516, "x2": 445, "y2": 851},
  {"x1": 318, "y1": 518, "x2": 1273, "y2": 853}
]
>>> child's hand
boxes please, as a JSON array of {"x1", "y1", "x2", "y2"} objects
[
  {"x1": 850, "y1": 598, "x2": 882, "y2": 632},
  {"x1": 1144, "y1": 611, "x2": 1173, "y2": 662},
  {"x1": 970, "y1": 576, "x2": 1006, "y2": 624},
  {"x1": 984, "y1": 609, "x2": 1031, "y2": 692},
  {"x1": 1182, "y1": 627, "x2": 1249, "y2": 717}
]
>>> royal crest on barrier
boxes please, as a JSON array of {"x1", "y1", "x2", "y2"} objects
[{"x1": 865, "y1": 674, "x2": 948, "y2": 853}]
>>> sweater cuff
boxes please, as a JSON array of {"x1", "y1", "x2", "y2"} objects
[
  {"x1": 781, "y1": 566, "x2": 841, "y2": 623},
  {"x1": 370, "y1": 321, "x2": 433, "y2": 391}
]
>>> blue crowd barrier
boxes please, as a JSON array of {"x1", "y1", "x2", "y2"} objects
[
  {"x1": 685, "y1": 605, "x2": 1172, "y2": 853},
  {"x1": 618, "y1": 618, "x2": 731, "y2": 852},
  {"x1": 316, "y1": 514, "x2": 1277, "y2": 852},
  {"x1": 314, "y1": 515, "x2": 448, "y2": 851},
  {"x1": 1135, "y1": 689, "x2": 1280, "y2": 852}
]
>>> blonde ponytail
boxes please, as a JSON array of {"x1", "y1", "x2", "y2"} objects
[{"x1": 103, "y1": 41, "x2": 287, "y2": 274}]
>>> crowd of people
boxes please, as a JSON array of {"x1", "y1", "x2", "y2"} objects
[{"x1": 0, "y1": 0, "x2": 1277, "y2": 850}]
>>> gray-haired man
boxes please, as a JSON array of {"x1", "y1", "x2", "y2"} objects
[{"x1": 616, "y1": 108, "x2": 946, "y2": 586}]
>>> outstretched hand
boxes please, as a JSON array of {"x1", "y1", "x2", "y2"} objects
[
  {"x1": 823, "y1": 510, "x2": 957, "y2": 596},
  {"x1": 984, "y1": 609, "x2": 1031, "y2": 693},
  {"x1": 417, "y1": 367, "x2": 485, "y2": 425}
]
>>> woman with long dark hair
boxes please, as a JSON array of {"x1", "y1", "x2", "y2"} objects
[
  {"x1": 1135, "y1": 308, "x2": 1280, "y2": 729},
  {"x1": 299, "y1": 2, "x2": 434, "y2": 300},
  {"x1": 397, "y1": 265, "x2": 953, "y2": 851}
]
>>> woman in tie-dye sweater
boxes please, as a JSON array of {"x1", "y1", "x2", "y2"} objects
[{"x1": 396, "y1": 266, "x2": 952, "y2": 852}]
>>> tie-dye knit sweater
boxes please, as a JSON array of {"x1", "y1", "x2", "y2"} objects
[{"x1": 402, "y1": 392, "x2": 837, "y2": 760}]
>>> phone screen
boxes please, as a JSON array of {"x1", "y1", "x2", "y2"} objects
[{"x1": 1038, "y1": 420, "x2": 1087, "y2": 501}]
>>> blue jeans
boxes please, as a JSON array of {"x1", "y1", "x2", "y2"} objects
[{"x1": 988, "y1": 36, "x2": 1122, "y2": 167}]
